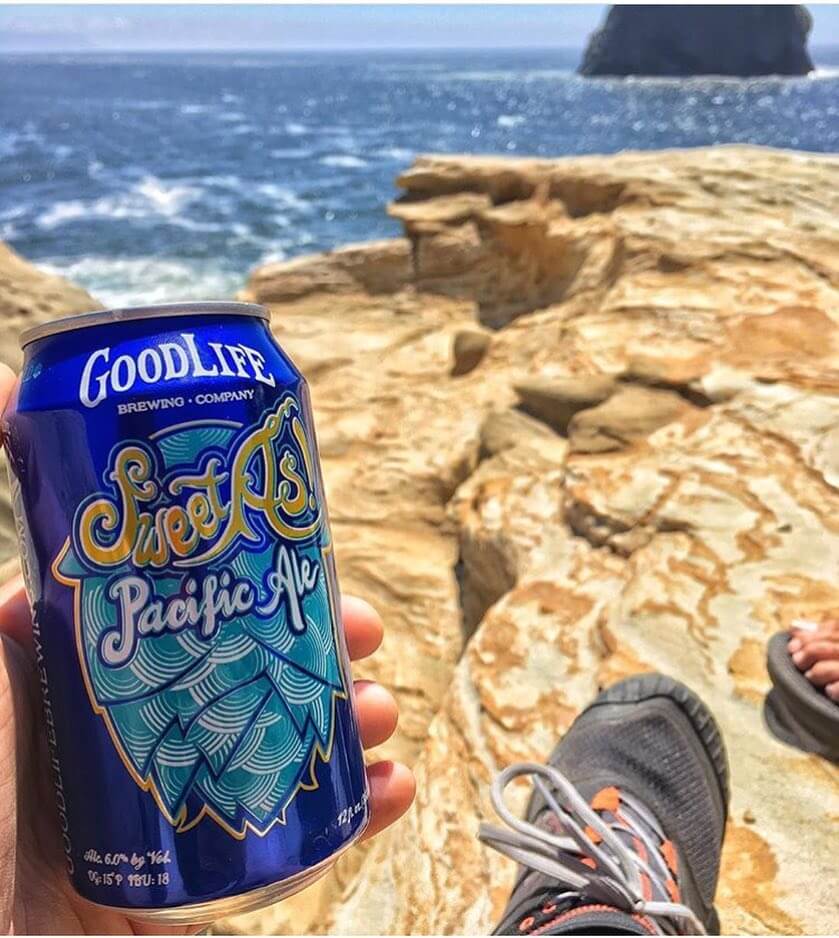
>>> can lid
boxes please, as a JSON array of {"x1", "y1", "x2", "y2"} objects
[{"x1": 19, "y1": 301, "x2": 270, "y2": 348}]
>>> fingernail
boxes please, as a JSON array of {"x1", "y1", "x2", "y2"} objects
[
  {"x1": 792, "y1": 651, "x2": 804, "y2": 666},
  {"x1": 788, "y1": 639, "x2": 801, "y2": 652},
  {"x1": 825, "y1": 683, "x2": 839, "y2": 701}
]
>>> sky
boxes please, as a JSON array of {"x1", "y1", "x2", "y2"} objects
[{"x1": 0, "y1": 3, "x2": 837, "y2": 52}]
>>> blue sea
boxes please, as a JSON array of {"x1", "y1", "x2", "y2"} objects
[{"x1": 1, "y1": 48, "x2": 838, "y2": 307}]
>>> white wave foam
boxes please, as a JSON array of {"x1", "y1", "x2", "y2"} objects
[
  {"x1": 374, "y1": 146, "x2": 414, "y2": 161},
  {"x1": 134, "y1": 176, "x2": 199, "y2": 215},
  {"x1": 0, "y1": 132, "x2": 19, "y2": 158},
  {"x1": 320, "y1": 154, "x2": 368, "y2": 169},
  {"x1": 38, "y1": 201, "x2": 87, "y2": 227},
  {"x1": 0, "y1": 123, "x2": 45, "y2": 156},
  {"x1": 255, "y1": 183, "x2": 313, "y2": 213},
  {"x1": 439, "y1": 68, "x2": 572, "y2": 82},
  {"x1": 285, "y1": 122, "x2": 309, "y2": 136},
  {"x1": 256, "y1": 231, "x2": 316, "y2": 267},
  {"x1": 180, "y1": 104, "x2": 211, "y2": 115},
  {"x1": 257, "y1": 248, "x2": 288, "y2": 265},
  {"x1": 370, "y1": 63, "x2": 447, "y2": 74},
  {"x1": 269, "y1": 147, "x2": 314, "y2": 159},
  {"x1": 230, "y1": 222, "x2": 269, "y2": 245},
  {"x1": 222, "y1": 93, "x2": 242, "y2": 104},
  {"x1": 497, "y1": 114, "x2": 525, "y2": 128},
  {"x1": 0, "y1": 206, "x2": 25, "y2": 222},
  {"x1": 168, "y1": 217, "x2": 226, "y2": 233},
  {"x1": 201, "y1": 174, "x2": 242, "y2": 188},
  {"x1": 38, "y1": 256, "x2": 242, "y2": 308},
  {"x1": 37, "y1": 176, "x2": 201, "y2": 228},
  {"x1": 119, "y1": 100, "x2": 170, "y2": 111}
]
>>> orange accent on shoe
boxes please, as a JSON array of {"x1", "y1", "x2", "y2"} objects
[
  {"x1": 519, "y1": 916, "x2": 535, "y2": 932},
  {"x1": 591, "y1": 786, "x2": 621, "y2": 813},
  {"x1": 584, "y1": 824, "x2": 603, "y2": 844},
  {"x1": 633, "y1": 915, "x2": 659, "y2": 936},
  {"x1": 531, "y1": 905, "x2": 658, "y2": 936},
  {"x1": 661, "y1": 839, "x2": 679, "y2": 875},
  {"x1": 666, "y1": 878, "x2": 680, "y2": 902},
  {"x1": 640, "y1": 871, "x2": 653, "y2": 902},
  {"x1": 581, "y1": 856, "x2": 597, "y2": 869},
  {"x1": 542, "y1": 904, "x2": 557, "y2": 915}
]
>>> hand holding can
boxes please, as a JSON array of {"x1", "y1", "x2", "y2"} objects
[{"x1": 1, "y1": 303, "x2": 414, "y2": 926}]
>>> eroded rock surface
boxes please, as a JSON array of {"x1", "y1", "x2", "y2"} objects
[
  {"x1": 229, "y1": 147, "x2": 839, "y2": 936},
  {"x1": 1, "y1": 146, "x2": 837, "y2": 935}
]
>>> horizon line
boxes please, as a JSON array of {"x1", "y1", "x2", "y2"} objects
[
  {"x1": 2, "y1": 40, "x2": 837, "y2": 52},
  {"x1": 3, "y1": 42, "x2": 837, "y2": 54},
  {"x1": 0, "y1": 43, "x2": 591, "y2": 53}
]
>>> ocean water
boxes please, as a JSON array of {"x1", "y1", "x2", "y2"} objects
[{"x1": 1, "y1": 48, "x2": 838, "y2": 307}]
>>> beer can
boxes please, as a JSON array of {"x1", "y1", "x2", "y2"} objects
[{"x1": 2, "y1": 302, "x2": 369, "y2": 922}]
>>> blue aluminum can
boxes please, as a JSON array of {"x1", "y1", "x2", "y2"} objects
[{"x1": 3, "y1": 302, "x2": 369, "y2": 922}]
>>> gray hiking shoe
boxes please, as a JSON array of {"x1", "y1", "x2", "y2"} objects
[{"x1": 480, "y1": 674, "x2": 729, "y2": 936}]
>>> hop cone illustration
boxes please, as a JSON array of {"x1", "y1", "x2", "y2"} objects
[{"x1": 58, "y1": 412, "x2": 345, "y2": 835}]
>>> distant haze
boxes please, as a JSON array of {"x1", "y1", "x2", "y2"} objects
[{"x1": 1, "y1": 4, "x2": 835, "y2": 53}]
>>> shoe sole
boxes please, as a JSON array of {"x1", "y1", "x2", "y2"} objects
[{"x1": 573, "y1": 673, "x2": 730, "y2": 935}]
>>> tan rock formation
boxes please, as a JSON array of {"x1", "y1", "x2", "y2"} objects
[
  {"x1": 515, "y1": 374, "x2": 617, "y2": 434},
  {"x1": 229, "y1": 147, "x2": 839, "y2": 936},
  {"x1": 0, "y1": 145, "x2": 837, "y2": 935},
  {"x1": 0, "y1": 244, "x2": 101, "y2": 568},
  {"x1": 451, "y1": 328, "x2": 492, "y2": 377},
  {"x1": 241, "y1": 239, "x2": 413, "y2": 303},
  {"x1": 0, "y1": 242, "x2": 101, "y2": 370}
]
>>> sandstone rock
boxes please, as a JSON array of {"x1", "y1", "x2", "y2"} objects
[
  {"x1": 388, "y1": 192, "x2": 492, "y2": 235},
  {"x1": 579, "y1": 5, "x2": 814, "y2": 77},
  {"x1": 413, "y1": 222, "x2": 488, "y2": 296},
  {"x1": 515, "y1": 375, "x2": 616, "y2": 434},
  {"x1": 0, "y1": 245, "x2": 102, "y2": 568},
  {"x1": 242, "y1": 239, "x2": 413, "y2": 303},
  {"x1": 448, "y1": 435, "x2": 569, "y2": 636},
  {"x1": 479, "y1": 407, "x2": 559, "y2": 459},
  {"x1": 232, "y1": 148, "x2": 837, "y2": 936},
  {"x1": 0, "y1": 242, "x2": 101, "y2": 370},
  {"x1": 451, "y1": 328, "x2": 491, "y2": 376},
  {"x1": 623, "y1": 353, "x2": 713, "y2": 405},
  {"x1": 568, "y1": 384, "x2": 698, "y2": 453}
]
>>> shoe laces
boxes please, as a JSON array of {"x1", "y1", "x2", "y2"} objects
[{"x1": 478, "y1": 763, "x2": 706, "y2": 936}]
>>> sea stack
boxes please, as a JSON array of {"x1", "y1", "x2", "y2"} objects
[{"x1": 579, "y1": 4, "x2": 814, "y2": 77}]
